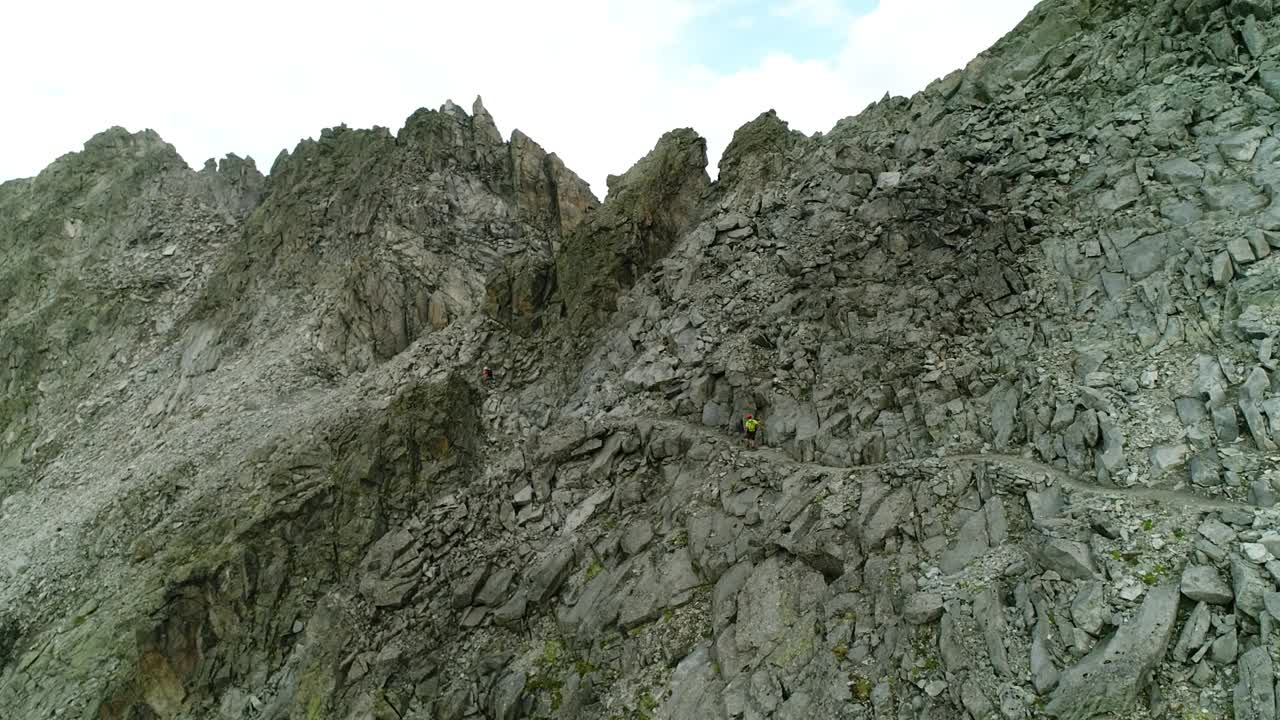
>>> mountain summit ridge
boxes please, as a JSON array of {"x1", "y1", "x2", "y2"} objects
[{"x1": 4, "y1": 1, "x2": 1280, "y2": 718}]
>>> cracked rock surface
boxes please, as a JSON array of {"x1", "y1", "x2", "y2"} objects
[{"x1": 4, "y1": 1, "x2": 1280, "y2": 719}]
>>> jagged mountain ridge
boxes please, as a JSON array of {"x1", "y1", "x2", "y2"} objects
[{"x1": 4, "y1": 0, "x2": 1280, "y2": 718}]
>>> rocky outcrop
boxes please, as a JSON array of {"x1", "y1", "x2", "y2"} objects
[
  {"x1": 5, "y1": 1, "x2": 1280, "y2": 719},
  {"x1": 196, "y1": 98, "x2": 598, "y2": 372},
  {"x1": 554, "y1": 128, "x2": 710, "y2": 337}
]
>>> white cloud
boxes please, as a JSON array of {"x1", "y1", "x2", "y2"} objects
[
  {"x1": 0, "y1": 0, "x2": 1039, "y2": 198},
  {"x1": 771, "y1": 0, "x2": 855, "y2": 25}
]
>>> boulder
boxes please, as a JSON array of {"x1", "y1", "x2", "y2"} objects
[
  {"x1": 1232, "y1": 558, "x2": 1271, "y2": 619},
  {"x1": 1036, "y1": 537, "x2": 1098, "y2": 580},
  {"x1": 358, "y1": 528, "x2": 424, "y2": 608},
  {"x1": 904, "y1": 592, "x2": 945, "y2": 625},
  {"x1": 1233, "y1": 647, "x2": 1276, "y2": 720},
  {"x1": 1045, "y1": 584, "x2": 1180, "y2": 719},
  {"x1": 1181, "y1": 565, "x2": 1234, "y2": 605}
]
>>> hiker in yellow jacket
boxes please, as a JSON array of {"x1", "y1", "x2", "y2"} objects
[{"x1": 743, "y1": 413, "x2": 761, "y2": 450}]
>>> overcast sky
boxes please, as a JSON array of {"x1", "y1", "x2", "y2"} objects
[{"x1": 2, "y1": 0, "x2": 1039, "y2": 198}]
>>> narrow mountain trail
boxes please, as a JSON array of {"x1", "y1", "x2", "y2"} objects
[{"x1": 634, "y1": 415, "x2": 1254, "y2": 512}]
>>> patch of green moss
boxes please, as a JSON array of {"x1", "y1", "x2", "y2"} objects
[
  {"x1": 1108, "y1": 549, "x2": 1140, "y2": 565},
  {"x1": 294, "y1": 664, "x2": 336, "y2": 720},
  {"x1": 586, "y1": 559, "x2": 603, "y2": 581},
  {"x1": 851, "y1": 674, "x2": 873, "y2": 703},
  {"x1": 540, "y1": 639, "x2": 563, "y2": 666}
]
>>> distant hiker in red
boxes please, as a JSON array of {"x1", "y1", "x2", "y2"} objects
[{"x1": 481, "y1": 366, "x2": 493, "y2": 387}]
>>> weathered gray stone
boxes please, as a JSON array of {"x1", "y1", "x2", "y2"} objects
[
  {"x1": 1190, "y1": 451, "x2": 1222, "y2": 488},
  {"x1": 1232, "y1": 557, "x2": 1271, "y2": 619},
  {"x1": 563, "y1": 487, "x2": 614, "y2": 534},
  {"x1": 985, "y1": 498, "x2": 1009, "y2": 545},
  {"x1": 1032, "y1": 616, "x2": 1060, "y2": 693},
  {"x1": 939, "y1": 611, "x2": 968, "y2": 672},
  {"x1": 1229, "y1": 237, "x2": 1259, "y2": 265},
  {"x1": 15, "y1": 7, "x2": 1280, "y2": 719},
  {"x1": 529, "y1": 544, "x2": 576, "y2": 605},
  {"x1": 662, "y1": 645, "x2": 727, "y2": 720},
  {"x1": 1243, "y1": 543, "x2": 1273, "y2": 563},
  {"x1": 493, "y1": 589, "x2": 528, "y2": 627},
  {"x1": 1261, "y1": 63, "x2": 1280, "y2": 102},
  {"x1": 621, "y1": 520, "x2": 654, "y2": 557},
  {"x1": 358, "y1": 528, "x2": 424, "y2": 608},
  {"x1": 1149, "y1": 444, "x2": 1187, "y2": 473},
  {"x1": 1153, "y1": 157, "x2": 1204, "y2": 185},
  {"x1": 860, "y1": 487, "x2": 912, "y2": 550},
  {"x1": 940, "y1": 508, "x2": 990, "y2": 573},
  {"x1": 711, "y1": 560, "x2": 753, "y2": 633},
  {"x1": 1181, "y1": 565, "x2": 1234, "y2": 605},
  {"x1": 476, "y1": 567, "x2": 516, "y2": 607},
  {"x1": 1173, "y1": 601, "x2": 1211, "y2": 664},
  {"x1": 1045, "y1": 584, "x2": 1180, "y2": 719},
  {"x1": 974, "y1": 587, "x2": 1012, "y2": 676},
  {"x1": 904, "y1": 592, "x2": 944, "y2": 625},
  {"x1": 1240, "y1": 367, "x2": 1276, "y2": 451},
  {"x1": 453, "y1": 564, "x2": 491, "y2": 609},
  {"x1": 1233, "y1": 647, "x2": 1276, "y2": 720},
  {"x1": 1214, "y1": 405, "x2": 1241, "y2": 442},
  {"x1": 1220, "y1": 128, "x2": 1268, "y2": 162},
  {"x1": 1199, "y1": 519, "x2": 1236, "y2": 548},
  {"x1": 1263, "y1": 591, "x2": 1280, "y2": 621},
  {"x1": 1121, "y1": 234, "x2": 1169, "y2": 280},
  {"x1": 1243, "y1": 15, "x2": 1268, "y2": 58},
  {"x1": 1261, "y1": 533, "x2": 1280, "y2": 559},
  {"x1": 1203, "y1": 183, "x2": 1269, "y2": 213},
  {"x1": 1071, "y1": 582, "x2": 1109, "y2": 636},
  {"x1": 1210, "y1": 626, "x2": 1237, "y2": 665},
  {"x1": 735, "y1": 556, "x2": 824, "y2": 654},
  {"x1": 1213, "y1": 251, "x2": 1236, "y2": 286},
  {"x1": 990, "y1": 382, "x2": 1022, "y2": 450},
  {"x1": 492, "y1": 670, "x2": 526, "y2": 720},
  {"x1": 1036, "y1": 537, "x2": 1098, "y2": 580}
]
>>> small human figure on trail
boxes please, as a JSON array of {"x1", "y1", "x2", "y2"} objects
[
  {"x1": 743, "y1": 413, "x2": 761, "y2": 450},
  {"x1": 481, "y1": 366, "x2": 494, "y2": 387}
]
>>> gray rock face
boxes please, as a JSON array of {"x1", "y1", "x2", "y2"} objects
[
  {"x1": 940, "y1": 507, "x2": 990, "y2": 573},
  {"x1": 734, "y1": 557, "x2": 824, "y2": 655},
  {"x1": 1036, "y1": 537, "x2": 1098, "y2": 580},
  {"x1": 1070, "y1": 583, "x2": 1109, "y2": 636},
  {"x1": 358, "y1": 529, "x2": 424, "y2": 608},
  {"x1": 1031, "y1": 617, "x2": 1060, "y2": 693},
  {"x1": 1233, "y1": 647, "x2": 1276, "y2": 720},
  {"x1": 1046, "y1": 584, "x2": 1180, "y2": 719},
  {"x1": 974, "y1": 586, "x2": 1012, "y2": 677},
  {"x1": 1232, "y1": 558, "x2": 1272, "y2": 619},
  {"x1": 904, "y1": 592, "x2": 945, "y2": 625},
  {"x1": 1182, "y1": 565, "x2": 1234, "y2": 605},
  {"x1": 1173, "y1": 601, "x2": 1212, "y2": 664},
  {"x1": 7, "y1": 2, "x2": 1280, "y2": 718}
]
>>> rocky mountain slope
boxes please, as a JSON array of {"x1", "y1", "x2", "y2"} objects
[{"x1": 4, "y1": 0, "x2": 1280, "y2": 718}]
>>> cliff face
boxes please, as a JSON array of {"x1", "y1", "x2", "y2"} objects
[{"x1": 4, "y1": 1, "x2": 1280, "y2": 719}]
